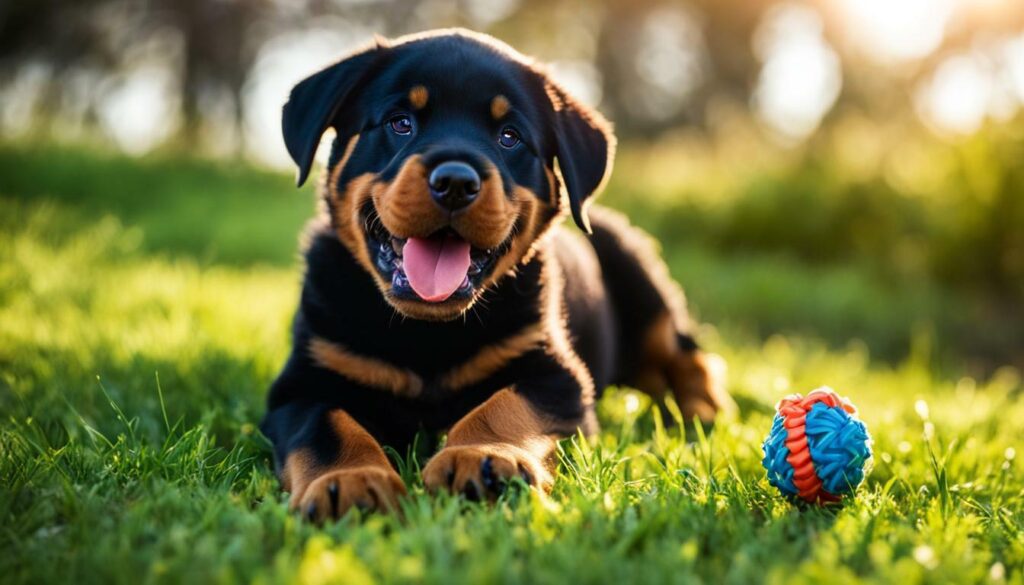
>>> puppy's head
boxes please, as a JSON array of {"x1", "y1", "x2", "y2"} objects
[{"x1": 283, "y1": 29, "x2": 614, "y2": 321}]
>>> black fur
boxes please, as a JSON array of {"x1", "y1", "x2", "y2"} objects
[
  {"x1": 262, "y1": 30, "x2": 706, "y2": 487},
  {"x1": 283, "y1": 48, "x2": 382, "y2": 186}
]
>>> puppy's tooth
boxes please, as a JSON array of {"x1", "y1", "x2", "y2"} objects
[{"x1": 391, "y1": 237, "x2": 404, "y2": 256}]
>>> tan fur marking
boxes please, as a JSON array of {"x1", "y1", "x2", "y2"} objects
[
  {"x1": 316, "y1": 28, "x2": 614, "y2": 234},
  {"x1": 309, "y1": 337, "x2": 423, "y2": 397},
  {"x1": 372, "y1": 155, "x2": 447, "y2": 238},
  {"x1": 369, "y1": 157, "x2": 536, "y2": 321},
  {"x1": 644, "y1": 312, "x2": 679, "y2": 364},
  {"x1": 409, "y1": 85, "x2": 429, "y2": 110},
  {"x1": 485, "y1": 196, "x2": 535, "y2": 287},
  {"x1": 445, "y1": 388, "x2": 555, "y2": 450},
  {"x1": 327, "y1": 168, "x2": 376, "y2": 277},
  {"x1": 544, "y1": 82, "x2": 565, "y2": 112},
  {"x1": 390, "y1": 178, "x2": 562, "y2": 324},
  {"x1": 329, "y1": 410, "x2": 395, "y2": 468},
  {"x1": 282, "y1": 410, "x2": 392, "y2": 500},
  {"x1": 385, "y1": 297, "x2": 476, "y2": 322},
  {"x1": 490, "y1": 95, "x2": 510, "y2": 119},
  {"x1": 283, "y1": 410, "x2": 404, "y2": 517},
  {"x1": 336, "y1": 133, "x2": 360, "y2": 172},
  {"x1": 637, "y1": 311, "x2": 733, "y2": 422},
  {"x1": 282, "y1": 448, "x2": 315, "y2": 494},
  {"x1": 545, "y1": 166, "x2": 561, "y2": 207},
  {"x1": 440, "y1": 324, "x2": 547, "y2": 390},
  {"x1": 317, "y1": 82, "x2": 576, "y2": 323},
  {"x1": 482, "y1": 183, "x2": 564, "y2": 290},
  {"x1": 454, "y1": 167, "x2": 520, "y2": 249},
  {"x1": 422, "y1": 388, "x2": 558, "y2": 495}
]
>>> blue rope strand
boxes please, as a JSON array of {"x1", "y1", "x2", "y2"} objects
[
  {"x1": 762, "y1": 412, "x2": 798, "y2": 496},
  {"x1": 805, "y1": 402, "x2": 871, "y2": 495},
  {"x1": 762, "y1": 401, "x2": 872, "y2": 499}
]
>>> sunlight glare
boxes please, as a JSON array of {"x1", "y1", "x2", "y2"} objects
[
  {"x1": 836, "y1": 0, "x2": 954, "y2": 63},
  {"x1": 628, "y1": 6, "x2": 706, "y2": 121},
  {"x1": 914, "y1": 53, "x2": 994, "y2": 135},
  {"x1": 1006, "y1": 34, "x2": 1024, "y2": 103},
  {"x1": 753, "y1": 4, "x2": 842, "y2": 142},
  {"x1": 548, "y1": 60, "x2": 604, "y2": 108},
  {"x1": 243, "y1": 24, "x2": 372, "y2": 169},
  {"x1": 98, "y1": 65, "x2": 180, "y2": 155}
]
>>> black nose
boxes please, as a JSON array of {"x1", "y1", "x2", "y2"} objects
[{"x1": 429, "y1": 161, "x2": 480, "y2": 211}]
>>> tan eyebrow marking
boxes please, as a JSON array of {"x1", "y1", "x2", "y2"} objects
[
  {"x1": 409, "y1": 85, "x2": 429, "y2": 110},
  {"x1": 491, "y1": 95, "x2": 510, "y2": 119}
]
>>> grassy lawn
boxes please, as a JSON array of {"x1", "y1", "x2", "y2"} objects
[{"x1": 1, "y1": 143, "x2": 1022, "y2": 584}]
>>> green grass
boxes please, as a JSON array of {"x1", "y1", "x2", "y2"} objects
[
  {"x1": 1, "y1": 143, "x2": 1022, "y2": 584},
  {"x1": 0, "y1": 142, "x2": 312, "y2": 265}
]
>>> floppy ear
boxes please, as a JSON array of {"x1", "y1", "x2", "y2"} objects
[
  {"x1": 282, "y1": 44, "x2": 385, "y2": 186},
  {"x1": 550, "y1": 87, "x2": 615, "y2": 234}
]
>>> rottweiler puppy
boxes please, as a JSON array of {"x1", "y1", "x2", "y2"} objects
[{"x1": 261, "y1": 29, "x2": 732, "y2": 521}]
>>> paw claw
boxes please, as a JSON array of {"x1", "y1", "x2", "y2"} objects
[
  {"x1": 518, "y1": 464, "x2": 533, "y2": 486},
  {"x1": 480, "y1": 457, "x2": 496, "y2": 491},
  {"x1": 327, "y1": 481, "x2": 339, "y2": 515},
  {"x1": 292, "y1": 466, "x2": 406, "y2": 522},
  {"x1": 422, "y1": 445, "x2": 550, "y2": 501},
  {"x1": 463, "y1": 480, "x2": 481, "y2": 501}
]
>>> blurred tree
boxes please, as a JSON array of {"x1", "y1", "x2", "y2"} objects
[
  {"x1": 594, "y1": 0, "x2": 776, "y2": 139},
  {"x1": 0, "y1": 0, "x2": 116, "y2": 119},
  {"x1": 160, "y1": 0, "x2": 268, "y2": 148},
  {"x1": 1, "y1": 0, "x2": 1022, "y2": 156},
  {"x1": 0, "y1": 0, "x2": 270, "y2": 152}
]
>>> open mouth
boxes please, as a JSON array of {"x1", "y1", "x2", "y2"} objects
[{"x1": 362, "y1": 204, "x2": 507, "y2": 303}]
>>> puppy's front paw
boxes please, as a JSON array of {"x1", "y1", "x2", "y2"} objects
[
  {"x1": 292, "y1": 465, "x2": 406, "y2": 522},
  {"x1": 422, "y1": 444, "x2": 551, "y2": 500}
]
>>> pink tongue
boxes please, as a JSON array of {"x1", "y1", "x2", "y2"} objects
[{"x1": 402, "y1": 235, "x2": 472, "y2": 302}]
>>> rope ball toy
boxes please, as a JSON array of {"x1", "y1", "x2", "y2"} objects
[{"x1": 761, "y1": 387, "x2": 872, "y2": 504}]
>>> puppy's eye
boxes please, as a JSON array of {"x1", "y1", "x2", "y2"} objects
[
  {"x1": 389, "y1": 114, "x2": 414, "y2": 135},
  {"x1": 498, "y1": 127, "x2": 520, "y2": 148}
]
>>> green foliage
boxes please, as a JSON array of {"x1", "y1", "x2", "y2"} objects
[
  {"x1": 612, "y1": 124, "x2": 1024, "y2": 298},
  {"x1": 1, "y1": 143, "x2": 1023, "y2": 583},
  {"x1": 603, "y1": 122, "x2": 1024, "y2": 367},
  {"x1": 0, "y1": 142, "x2": 313, "y2": 266}
]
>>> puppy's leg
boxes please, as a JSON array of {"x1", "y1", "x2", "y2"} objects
[
  {"x1": 640, "y1": 312, "x2": 733, "y2": 423},
  {"x1": 423, "y1": 353, "x2": 594, "y2": 500},
  {"x1": 422, "y1": 389, "x2": 557, "y2": 499},
  {"x1": 587, "y1": 206, "x2": 733, "y2": 422},
  {"x1": 262, "y1": 398, "x2": 406, "y2": 522}
]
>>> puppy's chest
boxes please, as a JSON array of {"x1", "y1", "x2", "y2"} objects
[
  {"x1": 302, "y1": 232, "x2": 556, "y2": 398},
  {"x1": 309, "y1": 313, "x2": 549, "y2": 401}
]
